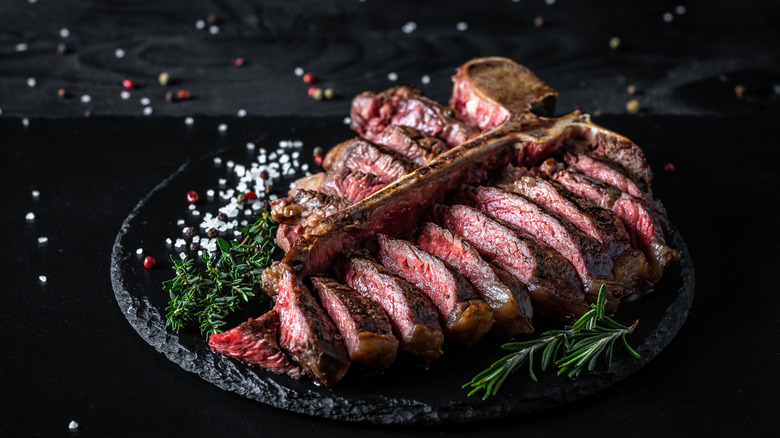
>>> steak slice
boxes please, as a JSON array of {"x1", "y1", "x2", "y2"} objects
[
  {"x1": 370, "y1": 125, "x2": 448, "y2": 167},
  {"x1": 564, "y1": 152, "x2": 671, "y2": 234},
  {"x1": 271, "y1": 189, "x2": 350, "y2": 253},
  {"x1": 450, "y1": 56, "x2": 558, "y2": 131},
  {"x1": 290, "y1": 169, "x2": 387, "y2": 204},
  {"x1": 323, "y1": 137, "x2": 414, "y2": 183},
  {"x1": 376, "y1": 234, "x2": 494, "y2": 346},
  {"x1": 415, "y1": 222, "x2": 534, "y2": 337},
  {"x1": 350, "y1": 85, "x2": 478, "y2": 148},
  {"x1": 310, "y1": 276, "x2": 398, "y2": 368},
  {"x1": 431, "y1": 204, "x2": 589, "y2": 323},
  {"x1": 553, "y1": 169, "x2": 680, "y2": 284},
  {"x1": 208, "y1": 310, "x2": 303, "y2": 378},
  {"x1": 275, "y1": 269, "x2": 351, "y2": 386},
  {"x1": 460, "y1": 185, "x2": 622, "y2": 307},
  {"x1": 496, "y1": 166, "x2": 650, "y2": 295},
  {"x1": 342, "y1": 253, "x2": 444, "y2": 363}
]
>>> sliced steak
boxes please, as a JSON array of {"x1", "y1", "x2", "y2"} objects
[
  {"x1": 323, "y1": 137, "x2": 414, "y2": 183},
  {"x1": 275, "y1": 269, "x2": 351, "y2": 386},
  {"x1": 564, "y1": 152, "x2": 671, "y2": 234},
  {"x1": 310, "y1": 276, "x2": 398, "y2": 368},
  {"x1": 370, "y1": 125, "x2": 448, "y2": 167},
  {"x1": 290, "y1": 169, "x2": 387, "y2": 204},
  {"x1": 430, "y1": 204, "x2": 589, "y2": 323},
  {"x1": 208, "y1": 310, "x2": 303, "y2": 378},
  {"x1": 460, "y1": 185, "x2": 622, "y2": 306},
  {"x1": 271, "y1": 189, "x2": 350, "y2": 253},
  {"x1": 553, "y1": 169, "x2": 679, "y2": 283},
  {"x1": 415, "y1": 222, "x2": 534, "y2": 337},
  {"x1": 350, "y1": 85, "x2": 478, "y2": 148},
  {"x1": 342, "y1": 253, "x2": 444, "y2": 363},
  {"x1": 496, "y1": 166, "x2": 650, "y2": 294},
  {"x1": 375, "y1": 234, "x2": 494, "y2": 346},
  {"x1": 450, "y1": 57, "x2": 557, "y2": 131}
]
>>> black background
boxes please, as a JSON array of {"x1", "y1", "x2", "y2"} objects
[{"x1": 1, "y1": 1, "x2": 779, "y2": 436}]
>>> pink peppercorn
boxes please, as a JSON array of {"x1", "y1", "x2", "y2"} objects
[
  {"x1": 233, "y1": 58, "x2": 245, "y2": 67},
  {"x1": 186, "y1": 191, "x2": 199, "y2": 204},
  {"x1": 122, "y1": 79, "x2": 136, "y2": 89},
  {"x1": 143, "y1": 256, "x2": 156, "y2": 269},
  {"x1": 245, "y1": 191, "x2": 257, "y2": 200},
  {"x1": 303, "y1": 72, "x2": 315, "y2": 84},
  {"x1": 664, "y1": 162, "x2": 675, "y2": 173},
  {"x1": 177, "y1": 89, "x2": 191, "y2": 100},
  {"x1": 315, "y1": 154, "x2": 324, "y2": 167}
]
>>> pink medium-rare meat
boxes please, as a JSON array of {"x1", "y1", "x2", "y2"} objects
[
  {"x1": 275, "y1": 269, "x2": 351, "y2": 386},
  {"x1": 323, "y1": 137, "x2": 414, "y2": 183},
  {"x1": 375, "y1": 234, "x2": 493, "y2": 346},
  {"x1": 310, "y1": 276, "x2": 398, "y2": 368},
  {"x1": 460, "y1": 185, "x2": 622, "y2": 307},
  {"x1": 415, "y1": 222, "x2": 534, "y2": 337},
  {"x1": 342, "y1": 253, "x2": 444, "y2": 364},
  {"x1": 552, "y1": 169, "x2": 679, "y2": 283},
  {"x1": 290, "y1": 169, "x2": 387, "y2": 204},
  {"x1": 370, "y1": 125, "x2": 448, "y2": 167},
  {"x1": 496, "y1": 166, "x2": 649, "y2": 294},
  {"x1": 430, "y1": 203, "x2": 589, "y2": 323},
  {"x1": 208, "y1": 310, "x2": 303, "y2": 378},
  {"x1": 350, "y1": 85, "x2": 478, "y2": 148}
]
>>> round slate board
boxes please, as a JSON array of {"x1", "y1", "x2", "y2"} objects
[{"x1": 111, "y1": 118, "x2": 694, "y2": 425}]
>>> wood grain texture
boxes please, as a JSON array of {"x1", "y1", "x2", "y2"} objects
[{"x1": 1, "y1": 0, "x2": 778, "y2": 119}]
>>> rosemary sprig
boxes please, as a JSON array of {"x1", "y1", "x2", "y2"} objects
[
  {"x1": 464, "y1": 284, "x2": 640, "y2": 400},
  {"x1": 163, "y1": 212, "x2": 278, "y2": 337}
]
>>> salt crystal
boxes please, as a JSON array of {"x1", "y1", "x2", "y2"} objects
[
  {"x1": 195, "y1": 19, "x2": 206, "y2": 30},
  {"x1": 421, "y1": 75, "x2": 431, "y2": 84},
  {"x1": 121, "y1": 90, "x2": 131, "y2": 100},
  {"x1": 15, "y1": 43, "x2": 28, "y2": 52},
  {"x1": 293, "y1": 140, "x2": 303, "y2": 147},
  {"x1": 179, "y1": 252, "x2": 187, "y2": 259},
  {"x1": 213, "y1": 157, "x2": 222, "y2": 165},
  {"x1": 294, "y1": 67, "x2": 304, "y2": 76},
  {"x1": 675, "y1": 5, "x2": 686, "y2": 15},
  {"x1": 192, "y1": 210, "x2": 200, "y2": 216},
  {"x1": 291, "y1": 151, "x2": 300, "y2": 159},
  {"x1": 32, "y1": 190, "x2": 40, "y2": 198},
  {"x1": 188, "y1": 204, "x2": 196, "y2": 211},
  {"x1": 387, "y1": 72, "x2": 399, "y2": 81},
  {"x1": 25, "y1": 212, "x2": 35, "y2": 222},
  {"x1": 218, "y1": 123, "x2": 228, "y2": 132},
  {"x1": 140, "y1": 97, "x2": 151, "y2": 105},
  {"x1": 545, "y1": 0, "x2": 556, "y2": 4},
  {"x1": 456, "y1": 22, "x2": 468, "y2": 31},
  {"x1": 143, "y1": 107, "x2": 153, "y2": 116},
  {"x1": 663, "y1": 12, "x2": 674, "y2": 22},
  {"x1": 176, "y1": 219, "x2": 185, "y2": 226},
  {"x1": 166, "y1": 238, "x2": 173, "y2": 244},
  {"x1": 237, "y1": 109, "x2": 247, "y2": 117},
  {"x1": 185, "y1": 117, "x2": 195, "y2": 126},
  {"x1": 193, "y1": 236, "x2": 200, "y2": 243},
  {"x1": 206, "y1": 189, "x2": 215, "y2": 197},
  {"x1": 246, "y1": 142, "x2": 255, "y2": 150},
  {"x1": 136, "y1": 248, "x2": 143, "y2": 255},
  {"x1": 343, "y1": 116, "x2": 351, "y2": 125},
  {"x1": 27, "y1": 77, "x2": 37, "y2": 87},
  {"x1": 402, "y1": 21, "x2": 417, "y2": 34},
  {"x1": 39, "y1": 275, "x2": 47, "y2": 284},
  {"x1": 226, "y1": 160, "x2": 235, "y2": 168},
  {"x1": 279, "y1": 154, "x2": 290, "y2": 164},
  {"x1": 175, "y1": 238, "x2": 186, "y2": 248},
  {"x1": 209, "y1": 25, "x2": 220, "y2": 35},
  {"x1": 59, "y1": 28, "x2": 70, "y2": 38},
  {"x1": 80, "y1": 95, "x2": 91, "y2": 103},
  {"x1": 22, "y1": 118, "x2": 30, "y2": 127},
  {"x1": 301, "y1": 163, "x2": 309, "y2": 171},
  {"x1": 38, "y1": 236, "x2": 48, "y2": 244},
  {"x1": 115, "y1": 48, "x2": 125, "y2": 58}
]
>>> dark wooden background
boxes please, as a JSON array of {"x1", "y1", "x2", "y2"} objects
[{"x1": 2, "y1": 1, "x2": 779, "y2": 437}]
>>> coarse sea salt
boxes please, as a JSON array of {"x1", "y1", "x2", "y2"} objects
[
  {"x1": 140, "y1": 97, "x2": 151, "y2": 106},
  {"x1": 185, "y1": 117, "x2": 194, "y2": 126},
  {"x1": 39, "y1": 275, "x2": 47, "y2": 283},
  {"x1": 136, "y1": 248, "x2": 143, "y2": 255},
  {"x1": 68, "y1": 420, "x2": 79, "y2": 431},
  {"x1": 121, "y1": 90, "x2": 131, "y2": 100},
  {"x1": 26, "y1": 212, "x2": 35, "y2": 222},
  {"x1": 38, "y1": 236, "x2": 48, "y2": 244},
  {"x1": 115, "y1": 48, "x2": 125, "y2": 58},
  {"x1": 218, "y1": 123, "x2": 228, "y2": 132}
]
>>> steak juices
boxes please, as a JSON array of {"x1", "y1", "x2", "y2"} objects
[{"x1": 209, "y1": 57, "x2": 679, "y2": 386}]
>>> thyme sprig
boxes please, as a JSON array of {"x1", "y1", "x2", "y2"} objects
[
  {"x1": 163, "y1": 212, "x2": 278, "y2": 336},
  {"x1": 464, "y1": 285, "x2": 640, "y2": 400}
]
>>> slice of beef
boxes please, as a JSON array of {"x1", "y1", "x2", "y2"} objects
[
  {"x1": 350, "y1": 85, "x2": 478, "y2": 148},
  {"x1": 271, "y1": 189, "x2": 350, "y2": 253},
  {"x1": 496, "y1": 166, "x2": 650, "y2": 294},
  {"x1": 275, "y1": 269, "x2": 351, "y2": 386},
  {"x1": 375, "y1": 234, "x2": 494, "y2": 346},
  {"x1": 553, "y1": 169, "x2": 680, "y2": 284},
  {"x1": 208, "y1": 310, "x2": 303, "y2": 378},
  {"x1": 460, "y1": 185, "x2": 622, "y2": 307},
  {"x1": 564, "y1": 152, "x2": 671, "y2": 234},
  {"x1": 342, "y1": 253, "x2": 444, "y2": 363},
  {"x1": 323, "y1": 137, "x2": 414, "y2": 183},
  {"x1": 450, "y1": 56, "x2": 558, "y2": 131},
  {"x1": 415, "y1": 222, "x2": 534, "y2": 337},
  {"x1": 370, "y1": 125, "x2": 448, "y2": 167},
  {"x1": 310, "y1": 276, "x2": 398, "y2": 368},
  {"x1": 430, "y1": 204, "x2": 589, "y2": 323},
  {"x1": 290, "y1": 169, "x2": 387, "y2": 204}
]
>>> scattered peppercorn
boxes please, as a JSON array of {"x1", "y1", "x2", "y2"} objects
[
  {"x1": 264, "y1": 185, "x2": 273, "y2": 194},
  {"x1": 609, "y1": 37, "x2": 621, "y2": 50},
  {"x1": 260, "y1": 170, "x2": 269, "y2": 180},
  {"x1": 534, "y1": 16, "x2": 544, "y2": 28},
  {"x1": 122, "y1": 79, "x2": 136, "y2": 90},
  {"x1": 189, "y1": 242, "x2": 199, "y2": 251},
  {"x1": 207, "y1": 13, "x2": 219, "y2": 25},
  {"x1": 233, "y1": 58, "x2": 245, "y2": 67},
  {"x1": 627, "y1": 84, "x2": 638, "y2": 95},
  {"x1": 56, "y1": 43, "x2": 68, "y2": 54},
  {"x1": 626, "y1": 99, "x2": 640, "y2": 113},
  {"x1": 308, "y1": 86, "x2": 323, "y2": 100},
  {"x1": 207, "y1": 228, "x2": 219, "y2": 238},
  {"x1": 158, "y1": 72, "x2": 170, "y2": 86},
  {"x1": 303, "y1": 72, "x2": 315, "y2": 84},
  {"x1": 186, "y1": 191, "x2": 199, "y2": 204},
  {"x1": 217, "y1": 213, "x2": 228, "y2": 222},
  {"x1": 165, "y1": 90, "x2": 175, "y2": 103},
  {"x1": 445, "y1": 109, "x2": 455, "y2": 118},
  {"x1": 734, "y1": 84, "x2": 746, "y2": 97},
  {"x1": 313, "y1": 146, "x2": 323, "y2": 157},
  {"x1": 177, "y1": 89, "x2": 192, "y2": 100},
  {"x1": 237, "y1": 193, "x2": 248, "y2": 205},
  {"x1": 57, "y1": 88, "x2": 68, "y2": 98},
  {"x1": 143, "y1": 256, "x2": 156, "y2": 269},
  {"x1": 315, "y1": 154, "x2": 325, "y2": 167},
  {"x1": 185, "y1": 226, "x2": 198, "y2": 238},
  {"x1": 323, "y1": 88, "x2": 334, "y2": 100},
  {"x1": 245, "y1": 191, "x2": 258, "y2": 200},
  {"x1": 663, "y1": 162, "x2": 675, "y2": 173}
]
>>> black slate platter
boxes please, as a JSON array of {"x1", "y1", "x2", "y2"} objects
[{"x1": 111, "y1": 116, "x2": 695, "y2": 425}]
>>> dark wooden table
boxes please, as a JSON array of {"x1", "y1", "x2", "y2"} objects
[{"x1": 2, "y1": 1, "x2": 779, "y2": 436}]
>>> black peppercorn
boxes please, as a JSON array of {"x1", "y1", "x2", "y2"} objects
[
  {"x1": 217, "y1": 213, "x2": 228, "y2": 222},
  {"x1": 185, "y1": 226, "x2": 198, "y2": 238},
  {"x1": 207, "y1": 228, "x2": 219, "y2": 238}
]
